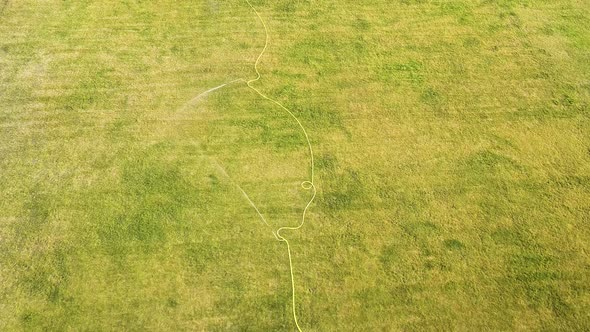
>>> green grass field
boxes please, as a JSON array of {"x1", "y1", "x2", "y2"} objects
[{"x1": 1, "y1": 0, "x2": 589, "y2": 330}]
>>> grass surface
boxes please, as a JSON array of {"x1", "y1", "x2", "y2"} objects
[{"x1": 1, "y1": 0, "x2": 590, "y2": 330}]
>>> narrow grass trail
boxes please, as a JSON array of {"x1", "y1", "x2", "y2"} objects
[{"x1": 180, "y1": 1, "x2": 317, "y2": 330}]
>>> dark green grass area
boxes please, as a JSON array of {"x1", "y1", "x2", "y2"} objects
[{"x1": 1, "y1": 0, "x2": 590, "y2": 330}]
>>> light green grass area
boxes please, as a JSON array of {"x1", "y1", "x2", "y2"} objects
[{"x1": 1, "y1": 0, "x2": 590, "y2": 330}]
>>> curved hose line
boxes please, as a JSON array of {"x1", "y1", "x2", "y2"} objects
[
  {"x1": 183, "y1": 2, "x2": 316, "y2": 330},
  {"x1": 243, "y1": 1, "x2": 315, "y2": 331}
]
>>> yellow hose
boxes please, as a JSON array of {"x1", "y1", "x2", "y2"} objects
[
  {"x1": 185, "y1": 2, "x2": 316, "y2": 329},
  {"x1": 243, "y1": 1, "x2": 316, "y2": 331}
]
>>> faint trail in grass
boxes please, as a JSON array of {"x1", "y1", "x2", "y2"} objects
[{"x1": 180, "y1": 1, "x2": 316, "y2": 330}]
